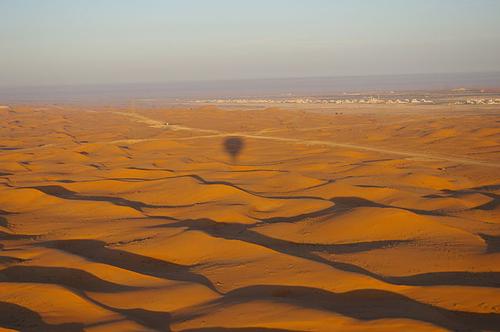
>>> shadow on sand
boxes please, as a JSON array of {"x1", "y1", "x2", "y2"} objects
[
  {"x1": 28, "y1": 185, "x2": 205, "y2": 212},
  {"x1": 174, "y1": 285, "x2": 500, "y2": 331},
  {"x1": 0, "y1": 266, "x2": 140, "y2": 293},
  {"x1": 150, "y1": 218, "x2": 500, "y2": 288},
  {"x1": 40, "y1": 239, "x2": 218, "y2": 293},
  {"x1": 0, "y1": 301, "x2": 84, "y2": 331}
]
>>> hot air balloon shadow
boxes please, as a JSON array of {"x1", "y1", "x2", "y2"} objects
[{"x1": 223, "y1": 136, "x2": 245, "y2": 164}]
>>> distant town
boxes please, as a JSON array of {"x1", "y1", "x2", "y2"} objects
[{"x1": 191, "y1": 97, "x2": 500, "y2": 105}]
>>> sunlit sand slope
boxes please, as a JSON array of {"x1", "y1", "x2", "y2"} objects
[{"x1": 0, "y1": 104, "x2": 499, "y2": 331}]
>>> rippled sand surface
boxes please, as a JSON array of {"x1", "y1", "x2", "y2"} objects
[{"x1": 1, "y1": 104, "x2": 499, "y2": 331}]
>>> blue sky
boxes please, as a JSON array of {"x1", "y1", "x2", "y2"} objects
[{"x1": 1, "y1": 0, "x2": 499, "y2": 86}]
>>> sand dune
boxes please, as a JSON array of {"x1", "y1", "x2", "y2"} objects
[{"x1": 0, "y1": 104, "x2": 499, "y2": 331}]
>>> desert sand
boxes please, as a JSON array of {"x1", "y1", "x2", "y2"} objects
[{"x1": 0, "y1": 104, "x2": 499, "y2": 331}]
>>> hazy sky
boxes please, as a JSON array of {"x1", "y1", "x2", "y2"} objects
[{"x1": 1, "y1": 0, "x2": 500, "y2": 87}]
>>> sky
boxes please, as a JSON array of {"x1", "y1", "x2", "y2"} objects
[{"x1": 1, "y1": 0, "x2": 500, "y2": 87}]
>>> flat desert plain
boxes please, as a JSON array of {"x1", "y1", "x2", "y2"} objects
[{"x1": 0, "y1": 104, "x2": 499, "y2": 332}]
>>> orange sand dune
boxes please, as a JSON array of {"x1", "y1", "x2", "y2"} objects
[{"x1": 0, "y1": 104, "x2": 499, "y2": 331}]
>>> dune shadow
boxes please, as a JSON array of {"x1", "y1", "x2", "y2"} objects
[
  {"x1": 471, "y1": 184, "x2": 500, "y2": 191},
  {"x1": 475, "y1": 193, "x2": 500, "y2": 211},
  {"x1": 65, "y1": 288, "x2": 174, "y2": 331},
  {"x1": 111, "y1": 307, "x2": 171, "y2": 332},
  {"x1": 151, "y1": 218, "x2": 500, "y2": 289},
  {"x1": 128, "y1": 166, "x2": 176, "y2": 172},
  {"x1": 426, "y1": 186, "x2": 500, "y2": 211},
  {"x1": 0, "y1": 230, "x2": 38, "y2": 241},
  {"x1": 174, "y1": 285, "x2": 500, "y2": 331},
  {"x1": 330, "y1": 196, "x2": 445, "y2": 217},
  {"x1": 0, "y1": 265, "x2": 140, "y2": 293},
  {"x1": 32, "y1": 175, "x2": 442, "y2": 220},
  {"x1": 0, "y1": 301, "x2": 85, "y2": 331},
  {"x1": 0, "y1": 267, "x2": 174, "y2": 331},
  {"x1": 355, "y1": 184, "x2": 387, "y2": 189},
  {"x1": 40, "y1": 239, "x2": 218, "y2": 292},
  {"x1": 0, "y1": 216, "x2": 7, "y2": 228},
  {"x1": 126, "y1": 172, "x2": 332, "y2": 205},
  {"x1": 479, "y1": 233, "x2": 500, "y2": 254},
  {"x1": 153, "y1": 218, "x2": 409, "y2": 256},
  {"x1": 256, "y1": 197, "x2": 375, "y2": 224},
  {"x1": 34, "y1": 177, "x2": 451, "y2": 221},
  {"x1": 260, "y1": 196, "x2": 443, "y2": 224},
  {"x1": 0, "y1": 209, "x2": 14, "y2": 228},
  {"x1": 28, "y1": 185, "x2": 201, "y2": 211},
  {"x1": 0, "y1": 255, "x2": 25, "y2": 265},
  {"x1": 387, "y1": 271, "x2": 500, "y2": 288},
  {"x1": 151, "y1": 219, "x2": 398, "y2": 282},
  {"x1": 181, "y1": 328, "x2": 302, "y2": 332}
]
